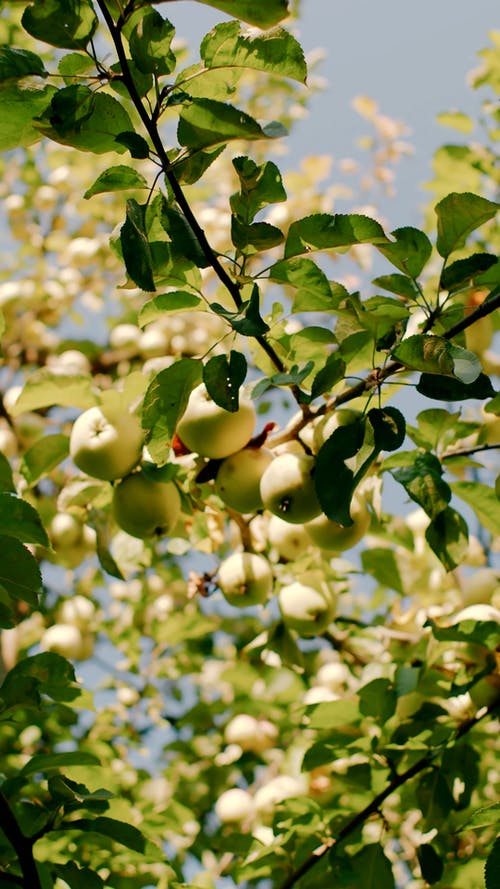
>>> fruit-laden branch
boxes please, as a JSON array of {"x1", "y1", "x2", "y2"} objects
[
  {"x1": 94, "y1": 0, "x2": 289, "y2": 378},
  {"x1": 0, "y1": 792, "x2": 42, "y2": 889},
  {"x1": 277, "y1": 701, "x2": 499, "y2": 889}
]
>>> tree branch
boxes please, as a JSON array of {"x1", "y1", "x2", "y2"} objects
[
  {"x1": 94, "y1": 0, "x2": 288, "y2": 377},
  {"x1": 0, "y1": 792, "x2": 42, "y2": 889},
  {"x1": 278, "y1": 701, "x2": 499, "y2": 889}
]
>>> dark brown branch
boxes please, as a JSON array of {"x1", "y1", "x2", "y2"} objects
[
  {"x1": 0, "y1": 792, "x2": 42, "y2": 889},
  {"x1": 95, "y1": 1, "x2": 289, "y2": 377},
  {"x1": 443, "y1": 442, "x2": 500, "y2": 460}
]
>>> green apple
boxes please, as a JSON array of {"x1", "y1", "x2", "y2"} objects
[
  {"x1": 224, "y1": 714, "x2": 278, "y2": 753},
  {"x1": 215, "y1": 788, "x2": 255, "y2": 824},
  {"x1": 59, "y1": 595, "x2": 96, "y2": 630},
  {"x1": 176, "y1": 383, "x2": 256, "y2": 459},
  {"x1": 304, "y1": 495, "x2": 370, "y2": 552},
  {"x1": 279, "y1": 581, "x2": 335, "y2": 636},
  {"x1": 218, "y1": 552, "x2": 273, "y2": 607},
  {"x1": 260, "y1": 453, "x2": 322, "y2": 524},
  {"x1": 215, "y1": 446, "x2": 273, "y2": 513},
  {"x1": 112, "y1": 470, "x2": 181, "y2": 539},
  {"x1": 70, "y1": 406, "x2": 144, "y2": 481},
  {"x1": 253, "y1": 775, "x2": 305, "y2": 821},
  {"x1": 268, "y1": 514, "x2": 311, "y2": 562},
  {"x1": 41, "y1": 623, "x2": 94, "y2": 660}
]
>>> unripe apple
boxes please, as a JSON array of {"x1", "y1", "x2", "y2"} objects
[
  {"x1": 260, "y1": 453, "x2": 322, "y2": 524},
  {"x1": 176, "y1": 383, "x2": 256, "y2": 459},
  {"x1": 304, "y1": 495, "x2": 370, "y2": 552},
  {"x1": 41, "y1": 623, "x2": 94, "y2": 660},
  {"x1": 218, "y1": 552, "x2": 273, "y2": 607},
  {"x1": 0, "y1": 423, "x2": 18, "y2": 458},
  {"x1": 50, "y1": 512, "x2": 84, "y2": 548},
  {"x1": 215, "y1": 788, "x2": 255, "y2": 824},
  {"x1": 315, "y1": 661, "x2": 350, "y2": 692},
  {"x1": 112, "y1": 470, "x2": 181, "y2": 540},
  {"x1": 59, "y1": 595, "x2": 96, "y2": 630},
  {"x1": 279, "y1": 581, "x2": 335, "y2": 636},
  {"x1": 70, "y1": 406, "x2": 144, "y2": 481},
  {"x1": 268, "y1": 514, "x2": 311, "y2": 561},
  {"x1": 215, "y1": 447, "x2": 273, "y2": 513},
  {"x1": 450, "y1": 603, "x2": 500, "y2": 625},
  {"x1": 224, "y1": 714, "x2": 278, "y2": 753},
  {"x1": 462, "y1": 568, "x2": 500, "y2": 604},
  {"x1": 254, "y1": 775, "x2": 305, "y2": 820},
  {"x1": 109, "y1": 323, "x2": 140, "y2": 354}
]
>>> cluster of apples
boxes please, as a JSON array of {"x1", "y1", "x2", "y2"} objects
[{"x1": 68, "y1": 383, "x2": 371, "y2": 634}]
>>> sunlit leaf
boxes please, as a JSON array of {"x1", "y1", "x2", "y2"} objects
[
  {"x1": 425, "y1": 507, "x2": 469, "y2": 571},
  {"x1": 451, "y1": 481, "x2": 500, "y2": 536},
  {"x1": 201, "y1": 21, "x2": 306, "y2": 82},
  {"x1": 376, "y1": 226, "x2": 432, "y2": 277},
  {"x1": 0, "y1": 494, "x2": 49, "y2": 547},
  {"x1": 84, "y1": 165, "x2": 148, "y2": 199},
  {"x1": 435, "y1": 192, "x2": 500, "y2": 258},
  {"x1": 139, "y1": 291, "x2": 203, "y2": 325},
  {"x1": 0, "y1": 46, "x2": 47, "y2": 81},
  {"x1": 9, "y1": 371, "x2": 97, "y2": 414},
  {"x1": 178, "y1": 98, "x2": 286, "y2": 151},
  {"x1": 129, "y1": 10, "x2": 176, "y2": 75},
  {"x1": 35, "y1": 86, "x2": 134, "y2": 154},
  {"x1": 194, "y1": 0, "x2": 290, "y2": 28},
  {"x1": 20, "y1": 434, "x2": 70, "y2": 487},
  {"x1": 285, "y1": 213, "x2": 387, "y2": 258},
  {"x1": 393, "y1": 335, "x2": 481, "y2": 383}
]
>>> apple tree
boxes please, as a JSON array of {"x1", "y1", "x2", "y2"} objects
[{"x1": 0, "y1": 2, "x2": 499, "y2": 888}]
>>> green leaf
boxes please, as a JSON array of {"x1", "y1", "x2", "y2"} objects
[
  {"x1": 0, "y1": 535, "x2": 43, "y2": 609},
  {"x1": 9, "y1": 370, "x2": 96, "y2": 414},
  {"x1": 440, "y1": 253, "x2": 498, "y2": 292},
  {"x1": 426, "y1": 617, "x2": 500, "y2": 650},
  {"x1": 0, "y1": 46, "x2": 47, "y2": 81},
  {"x1": 120, "y1": 199, "x2": 155, "y2": 292},
  {"x1": 485, "y1": 837, "x2": 500, "y2": 889},
  {"x1": 359, "y1": 678, "x2": 397, "y2": 722},
  {"x1": 392, "y1": 452, "x2": 451, "y2": 520},
  {"x1": 211, "y1": 284, "x2": 270, "y2": 336},
  {"x1": 178, "y1": 98, "x2": 285, "y2": 151},
  {"x1": 459, "y1": 802, "x2": 500, "y2": 831},
  {"x1": 314, "y1": 419, "x2": 366, "y2": 525},
  {"x1": 435, "y1": 192, "x2": 500, "y2": 258},
  {"x1": 307, "y1": 698, "x2": 360, "y2": 729},
  {"x1": 349, "y1": 843, "x2": 395, "y2": 889},
  {"x1": 368, "y1": 407, "x2": 406, "y2": 452},
  {"x1": 372, "y1": 273, "x2": 419, "y2": 300},
  {"x1": 161, "y1": 206, "x2": 210, "y2": 267},
  {"x1": 142, "y1": 359, "x2": 202, "y2": 462},
  {"x1": 139, "y1": 291, "x2": 203, "y2": 326},
  {"x1": 0, "y1": 494, "x2": 49, "y2": 547},
  {"x1": 0, "y1": 453, "x2": 15, "y2": 494},
  {"x1": 53, "y1": 862, "x2": 104, "y2": 889},
  {"x1": 231, "y1": 217, "x2": 284, "y2": 253},
  {"x1": 376, "y1": 226, "x2": 432, "y2": 277},
  {"x1": 425, "y1": 507, "x2": 469, "y2": 571},
  {"x1": 35, "y1": 86, "x2": 134, "y2": 154},
  {"x1": 66, "y1": 816, "x2": 155, "y2": 856},
  {"x1": 203, "y1": 351, "x2": 247, "y2": 412},
  {"x1": 0, "y1": 81, "x2": 56, "y2": 151},
  {"x1": 194, "y1": 0, "x2": 289, "y2": 28},
  {"x1": 285, "y1": 213, "x2": 387, "y2": 258},
  {"x1": 0, "y1": 652, "x2": 80, "y2": 709},
  {"x1": 20, "y1": 751, "x2": 100, "y2": 777},
  {"x1": 231, "y1": 157, "x2": 286, "y2": 222},
  {"x1": 84, "y1": 165, "x2": 148, "y2": 199},
  {"x1": 20, "y1": 434, "x2": 70, "y2": 487},
  {"x1": 451, "y1": 481, "x2": 500, "y2": 537},
  {"x1": 201, "y1": 21, "x2": 306, "y2": 83},
  {"x1": 418, "y1": 770, "x2": 455, "y2": 829},
  {"x1": 114, "y1": 131, "x2": 150, "y2": 159},
  {"x1": 22, "y1": 0, "x2": 98, "y2": 50},
  {"x1": 361, "y1": 549, "x2": 404, "y2": 595},
  {"x1": 58, "y1": 51, "x2": 94, "y2": 83},
  {"x1": 269, "y1": 258, "x2": 346, "y2": 312},
  {"x1": 416, "y1": 372, "x2": 495, "y2": 401},
  {"x1": 310, "y1": 354, "x2": 346, "y2": 400},
  {"x1": 392, "y1": 335, "x2": 481, "y2": 383},
  {"x1": 129, "y1": 10, "x2": 176, "y2": 75},
  {"x1": 417, "y1": 845, "x2": 444, "y2": 884}
]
